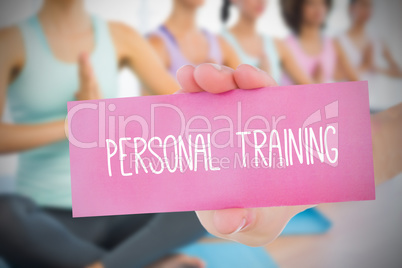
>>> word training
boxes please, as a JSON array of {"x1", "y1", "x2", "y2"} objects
[{"x1": 106, "y1": 125, "x2": 338, "y2": 176}]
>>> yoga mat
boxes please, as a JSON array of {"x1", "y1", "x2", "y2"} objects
[
  {"x1": 281, "y1": 208, "x2": 332, "y2": 235},
  {"x1": 178, "y1": 242, "x2": 278, "y2": 268},
  {"x1": 0, "y1": 258, "x2": 9, "y2": 268}
]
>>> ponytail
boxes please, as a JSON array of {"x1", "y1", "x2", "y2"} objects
[{"x1": 221, "y1": 0, "x2": 231, "y2": 23}]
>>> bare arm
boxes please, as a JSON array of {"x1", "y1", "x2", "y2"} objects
[
  {"x1": 379, "y1": 44, "x2": 402, "y2": 78},
  {"x1": 275, "y1": 39, "x2": 313, "y2": 85},
  {"x1": 371, "y1": 103, "x2": 402, "y2": 185},
  {"x1": 0, "y1": 27, "x2": 66, "y2": 154},
  {"x1": 359, "y1": 42, "x2": 374, "y2": 73},
  {"x1": 334, "y1": 39, "x2": 360, "y2": 81},
  {"x1": 0, "y1": 121, "x2": 67, "y2": 154},
  {"x1": 218, "y1": 36, "x2": 241, "y2": 70},
  {"x1": 109, "y1": 22, "x2": 180, "y2": 95},
  {"x1": 148, "y1": 34, "x2": 170, "y2": 70}
]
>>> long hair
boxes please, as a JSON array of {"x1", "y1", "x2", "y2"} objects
[
  {"x1": 280, "y1": 0, "x2": 333, "y2": 34},
  {"x1": 221, "y1": 0, "x2": 231, "y2": 23}
]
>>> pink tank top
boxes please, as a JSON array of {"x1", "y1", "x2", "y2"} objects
[
  {"x1": 281, "y1": 35, "x2": 336, "y2": 85},
  {"x1": 150, "y1": 26, "x2": 222, "y2": 78}
]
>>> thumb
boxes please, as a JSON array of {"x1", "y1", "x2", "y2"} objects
[
  {"x1": 212, "y1": 208, "x2": 255, "y2": 235},
  {"x1": 196, "y1": 205, "x2": 314, "y2": 247}
]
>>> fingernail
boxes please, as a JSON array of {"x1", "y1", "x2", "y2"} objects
[
  {"x1": 230, "y1": 218, "x2": 248, "y2": 234},
  {"x1": 238, "y1": 63, "x2": 262, "y2": 72},
  {"x1": 210, "y1": 63, "x2": 222, "y2": 71},
  {"x1": 249, "y1": 64, "x2": 263, "y2": 72},
  {"x1": 176, "y1": 64, "x2": 189, "y2": 75}
]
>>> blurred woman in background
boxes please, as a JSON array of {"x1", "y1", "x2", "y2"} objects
[
  {"x1": 147, "y1": 0, "x2": 240, "y2": 93},
  {"x1": 280, "y1": 0, "x2": 359, "y2": 85},
  {"x1": 221, "y1": 0, "x2": 316, "y2": 85},
  {"x1": 338, "y1": 0, "x2": 402, "y2": 79},
  {"x1": 0, "y1": 0, "x2": 207, "y2": 267}
]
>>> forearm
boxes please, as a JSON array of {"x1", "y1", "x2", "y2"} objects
[
  {"x1": 219, "y1": 36, "x2": 241, "y2": 70},
  {"x1": 284, "y1": 63, "x2": 313, "y2": 85},
  {"x1": 279, "y1": 41, "x2": 313, "y2": 85},
  {"x1": 223, "y1": 50, "x2": 241, "y2": 70},
  {"x1": 379, "y1": 67, "x2": 402, "y2": 78},
  {"x1": 0, "y1": 120, "x2": 66, "y2": 153},
  {"x1": 136, "y1": 65, "x2": 180, "y2": 95},
  {"x1": 125, "y1": 29, "x2": 180, "y2": 95},
  {"x1": 371, "y1": 103, "x2": 402, "y2": 185},
  {"x1": 335, "y1": 41, "x2": 359, "y2": 82},
  {"x1": 381, "y1": 46, "x2": 402, "y2": 77}
]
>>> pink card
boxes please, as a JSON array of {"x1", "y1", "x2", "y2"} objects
[{"x1": 68, "y1": 81, "x2": 375, "y2": 217}]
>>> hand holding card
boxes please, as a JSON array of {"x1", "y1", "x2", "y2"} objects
[
  {"x1": 68, "y1": 63, "x2": 375, "y2": 247},
  {"x1": 179, "y1": 64, "x2": 325, "y2": 246}
]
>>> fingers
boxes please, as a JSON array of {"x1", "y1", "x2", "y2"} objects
[
  {"x1": 212, "y1": 208, "x2": 255, "y2": 235},
  {"x1": 178, "y1": 63, "x2": 238, "y2": 94},
  {"x1": 196, "y1": 205, "x2": 313, "y2": 247},
  {"x1": 76, "y1": 53, "x2": 102, "y2": 100},
  {"x1": 177, "y1": 63, "x2": 237, "y2": 94},
  {"x1": 193, "y1": 63, "x2": 237, "y2": 93},
  {"x1": 79, "y1": 53, "x2": 91, "y2": 86},
  {"x1": 177, "y1": 63, "x2": 278, "y2": 94},
  {"x1": 234, "y1": 64, "x2": 277, "y2": 89},
  {"x1": 79, "y1": 52, "x2": 96, "y2": 89},
  {"x1": 176, "y1": 65, "x2": 204, "y2": 94}
]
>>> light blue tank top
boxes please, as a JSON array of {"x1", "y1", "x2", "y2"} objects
[
  {"x1": 7, "y1": 16, "x2": 118, "y2": 208},
  {"x1": 221, "y1": 29, "x2": 281, "y2": 83}
]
